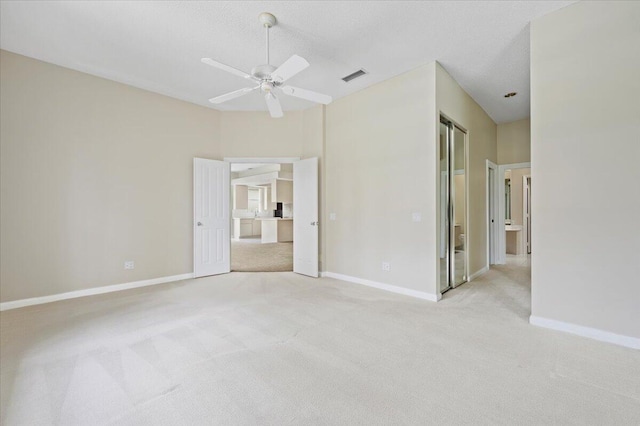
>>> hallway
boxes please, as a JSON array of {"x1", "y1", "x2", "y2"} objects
[{"x1": 442, "y1": 255, "x2": 532, "y2": 321}]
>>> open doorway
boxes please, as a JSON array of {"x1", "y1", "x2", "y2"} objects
[
  {"x1": 230, "y1": 162, "x2": 294, "y2": 272},
  {"x1": 495, "y1": 162, "x2": 531, "y2": 263},
  {"x1": 193, "y1": 157, "x2": 319, "y2": 278}
]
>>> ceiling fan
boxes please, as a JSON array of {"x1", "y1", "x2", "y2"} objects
[{"x1": 201, "y1": 12, "x2": 332, "y2": 118}]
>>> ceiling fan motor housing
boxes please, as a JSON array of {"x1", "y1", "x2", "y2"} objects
[{"x1": 251, "y1": 64, "x2": 277, "y2": 80}]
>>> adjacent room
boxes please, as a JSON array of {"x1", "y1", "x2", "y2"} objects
[
  {"x1": 1, "y1": 1, "x2": 639, "y2": 425},
  {"x1": 230, "y1": 162, "x2": 294, "y2": 272}
]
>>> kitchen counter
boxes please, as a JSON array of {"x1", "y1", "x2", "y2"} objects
[{"x1": 260, "y1": 218, "x2": 293, "y2": 243}]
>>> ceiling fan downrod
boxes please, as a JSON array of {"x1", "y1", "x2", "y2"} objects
[{"x1": 259, "y1": 12, "x2": 277, "y2": 66}]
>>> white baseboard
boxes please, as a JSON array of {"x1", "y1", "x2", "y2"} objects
[
  {"x1": 0, "y1": 273, "x2": 194, "y2": 311},
  {"x1": 530, "y1": 315, "x2": 640, "y2": 350},
  {"x1": 321, "y1": 271, "x2": 440, "y2": 302},
  {"x1": 469, "y1": 266, "x2": 489, "y2": 281}
]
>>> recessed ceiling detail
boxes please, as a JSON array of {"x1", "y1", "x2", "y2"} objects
[{"x1": 0, "y1": 1, "x2": 575, "y2": 123}]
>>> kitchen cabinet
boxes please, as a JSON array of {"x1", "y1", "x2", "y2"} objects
[
  {"x1": 252, "y1": 219, "x2": 262, "y2": 236},
  {"x1": 234, "y1": 185, "x2": 248, "y2": 209},
  {"x1": 233, "y1": 218, "x2": 262, "y2": 239},
  {"x1": 271, "y1": 179, "x2": 293, "y2": 204}
]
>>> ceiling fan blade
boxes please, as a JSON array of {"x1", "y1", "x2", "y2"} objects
[
  {"x1": 271, "y1": 55, "x2": 310, "y2": 83},
  {"x1": 265, "y1": 93, "x2": 283, "y2": 118},
  {"x1": 201, "y1": 58, "x2": 252, "y2": 80},
  {"x1": 281, "y1": 85, "x2": 332, "y2": 105},
  {"x1": 209, "y1": 86, "x2": 258, "y2": 104}
]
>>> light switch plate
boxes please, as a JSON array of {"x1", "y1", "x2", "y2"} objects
[
  {"x1": 329, "y1": 213, "x2": 337, "y2": 220},
  {"x1": 412, "y1": 212, "x2": 422, "y2": 222},
  {"x1": 124, "y1": 261, "x2": 135, "y2": 270}
]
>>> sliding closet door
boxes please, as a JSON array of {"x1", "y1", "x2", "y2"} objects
[
  {"x1": 452, "y1": 126, "x2": 467, "y2": 287},
  {"x1": 439, "y1": 118, "x2": 467, "y2": 293},
  {"x1": 439, "y1": 122, "x2": 451, "y2": 293}
]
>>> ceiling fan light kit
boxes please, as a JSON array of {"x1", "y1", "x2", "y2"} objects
[{"x1": 201, "y1": 12, "x2": 332, "y2": 118}]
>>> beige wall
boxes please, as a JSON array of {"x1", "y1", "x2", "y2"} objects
[
  {"x1": 436, "y1": 63, "x2": 498, "y2": 277},
  {"x1": 0, "y1": 51, "x2": 326, "y2": 302},
  {"x1": 1, "y1": 50, "x2": 495, "y2": 303},
  {"x1": 497, "y1": 118, "x2": 530, "y2": 164},
  {"x1": 220, "y1": 110, "x2": 312, "y2": 158},
  {"x1": 324, "y1": 62, "x2": 496, "y2": 297},
  {"x1": 0, "y1": 50, "x2": 220, "y2": 302},
  {"x1": 325, "y1": 63, "x2": 439, "y2": 296},
  {"x1": 531, "y1": 1, "x2": 640, "y2": 339}
]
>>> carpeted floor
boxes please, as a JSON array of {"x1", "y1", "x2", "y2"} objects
[
  {"x1": 1, "y1": 256, "x2": 639, "y2": 425},
  {"x1": 231, "y1": 239, "x2": 293, "y2": 272}
]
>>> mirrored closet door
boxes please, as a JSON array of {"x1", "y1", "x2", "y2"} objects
[{"x1": 439, "y1": 118, "x2": 467, "y2": 293}]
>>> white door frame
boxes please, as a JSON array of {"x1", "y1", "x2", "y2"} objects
[
  {"x1": 496, "y1": 162, "x2": 531, "y2": 263},
  {"x1": 224, "y1": 157, "x2": 301, "y2": 165},
  {"x1": 485, "y1": 160, "x2": 498, "y2": 269}
]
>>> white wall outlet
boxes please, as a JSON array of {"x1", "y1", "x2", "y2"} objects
[
  {"x1": 124, "y1": 261, "x2": 135, "y2": 270},
  {"x1": 329, "y1": 213, "x2": 337, "y2": 220},
  {"x1": 412, "y1": 212, "x2": 422, "y2": 222},
  {"x1": 382, "y1": 262, "x2": 391, "y2": 272}
]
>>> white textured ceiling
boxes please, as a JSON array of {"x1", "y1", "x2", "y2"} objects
[{"x1": 0, "y1": 1, "x2": 574, "y2": 123}]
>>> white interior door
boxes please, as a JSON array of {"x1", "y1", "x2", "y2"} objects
[
  {"x1": 194, "y1": 158, "x2": 230, "y2": 277},
  {"x1": 293, "y1": 157, "x2": 319, "y2": 277}
]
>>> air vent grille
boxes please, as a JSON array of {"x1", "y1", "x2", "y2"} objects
[{"x1": 341, "y1": 69, "x2": 368, "y2": 82}]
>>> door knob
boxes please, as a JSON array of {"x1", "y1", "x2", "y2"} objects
[
  {"x1": 197, "y1": 222, "x2": 203, "y2": 226},
  {"x1": 310, "y1": 221, "x2": 318, "y2": 226}
]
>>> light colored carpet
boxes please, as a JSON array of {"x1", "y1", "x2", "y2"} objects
[
  {"x1": 1, "y1": 256, "x2": 639, "y2": 425},
  {"x1": 231, "y1": 240, "x2": 293, "y2": 272}
]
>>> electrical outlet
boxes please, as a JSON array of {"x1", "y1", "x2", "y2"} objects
[
  {"x1": 412, "y1": 212, "x2": 422, "y2": 222},
  {"x1": 382, "y1": 262, "x2": 391, "y2": 272},
  {"x1": 329, "y1": 213, "x2": 337, "y2": 220},
  {"x1": 124, "y1": 261, "x2": 135, "y2": 270}
]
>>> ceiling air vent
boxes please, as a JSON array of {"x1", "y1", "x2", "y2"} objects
[{"x1": 341, "y1": 69, "x2": 368, "y2": 82}]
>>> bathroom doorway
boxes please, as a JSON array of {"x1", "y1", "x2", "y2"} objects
[
  {"x1": 496, "y1": 162, "x2": 531, "y2": 262},
  {"x1": 439, "y1": 117, "x2": 468, "y2": 294}
]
